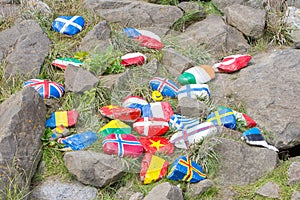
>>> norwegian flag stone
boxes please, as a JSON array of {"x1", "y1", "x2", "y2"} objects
[
  {"x1": 99, "y1": 119, "x2": 132, "y2": 138},
  {"x1": 52, "y1": 16, "x2": 84, "y2": 36},
  {"x1": 122, "y1": 96, "x2": 148, "y2": 111},
  {"x1": 140, "y1": 136, "x2": 174, "y2": 155},
  {"x1": 102, "y1": 134, "x2": 143, "y2": 158},
  {"x1": 121, "y1": 52, "x2": 147, "y2": 67},
  {"x1": 206, "y1": 108, "x2": 236, "y2": 129},
  {"x1": 23, "y1": 79, "x2": 64, "y2": 99},
  {"x1": 178, "y1": 65, "x2": 215, "y2": 85},
  {"x1": 170, "y1": 122, "x2": 217, "y2": 149},
  {"x1": 167, "y1": 156, "x2": 206, "y2": 183},
  {"x1": 213, "y1": 54, "x2": 252, "y2": 73},
  {"x1": 100, "y1": 105, "x2": 141, "y2": 122},
  {"x1": 140, "y1": 153, "x2": 169, "y2": 184},
  {"x1": 149, "y1": 77, "x2": 179, "y2": 98},
  {"x1": 51, "y1": 58, "x2": 82, "y2": 70},
  {"x1": 58, "y1": 131, "x2": 98, "y2": 151},
  {"x1": 142, "y1": 102, "x2": 174, "y2": 122},
  {"x1": 177, "y1": 84, "x2": 210, "y2": 101},
  {"x1": 46, "y1": 110, "x2": 79, "y2": 128},
  {"x1": 169, "y1": 114, "x2": 199, "y2": 131},
  {"x1": 133, "y1": 117, "x2": 169, "y2": 137}
]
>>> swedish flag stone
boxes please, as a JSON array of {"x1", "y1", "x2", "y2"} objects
[{"x1": 52, "y1": 16, "x2": 84, "y2": 36}]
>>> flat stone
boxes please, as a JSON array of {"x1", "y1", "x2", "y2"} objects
[
  {"x1": 176, "y1": 97, "x2": 210, "y2": 118},
  {"x1": 129, "y1": 192, "x2": 144, "y2": 200},
  {"x1": 188, "y1": 179, "x2": 214, "y2": 196},
  {"x1": 288, "y1": 162, "x2": 300, "y2": 185},
  {"x1": 291, "y1": 191, "x2": 300, "y2": 200},
  {"x1": 256, "y1": 182, "x2": 280, "y2": 199},
  {"x1": 143, "y1": 182, "x2": 183, "y2": 200}
]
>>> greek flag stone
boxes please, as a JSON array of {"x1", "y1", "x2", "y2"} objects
[
  {"x1": 52, "y1": 16, "x2": 84, "y2": 36},
  {"x1": 178, "y1": 65, "x2": 215, "y2": 85},
  {"x1": 177, "y1": 84, "x2": 210, "y2": 101},
  {"x1": 169, "y1": 114, "x2": 199, "y2": 131}
]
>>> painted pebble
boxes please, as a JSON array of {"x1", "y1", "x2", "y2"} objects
[
  {"x1": 142, "y1": 102, "x2": 174, "y2": 122},
  {"x1": 178, "y1": 65, "x2": 215, "y2": 85},
  {"x1": 23, "y1": 79, "x2": 64, "y2": 99},
  {"x1": 52, "y1": 15, "x2": 84, "y2": 36},
  {"x1": 121, "y1": 52, "x2": 147, "y2": 67},
  {"x1": 177, "y1": 84, "x2": 210, "y2": 101},
  {"x1": 139, "y1": 136, "x2": 174, "y2": 155},
  {"x1": 133, "y1": 117, "x2": 169, "y2": 137},
  {"x1": 99, "y1": 119, "x2": 132, "y2": 138},
  {"x1": 51, "y1": 58, "x2": 82, "y2": 70},
  {"x1": 149, "y1": 77, "x2": 179, "y2": 98},
  {"x1": 46, "y1": 110, "x2": 79, "y2": 128},
  {"x1": 100, "y1": 105, "x2": 141, "y2": 122},
  {"x1": 206, "y1": 107, "x2": 236, "y2": 129}
]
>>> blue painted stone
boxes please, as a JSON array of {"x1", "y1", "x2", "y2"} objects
[
  {"x1": 52, "y1": 16, "x2": 84, "y2": 36},
  {"x1": 149, "y1": 77, "x2": 179, "y2": 98}
]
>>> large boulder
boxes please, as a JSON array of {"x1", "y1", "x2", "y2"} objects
[{"x1": 0, "y1": 87, "x2": 46, "y2": 198}]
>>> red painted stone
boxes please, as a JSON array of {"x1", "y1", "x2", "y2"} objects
[
  {"x1": 100, "y1": 105, "x2": 141, "y2": 122},
  {"x1": 133, "y1": 117, "x2": 169, "y2": 137},
  {"x1": 140, "y1": 136, "x2": 174, "y2": 155}
]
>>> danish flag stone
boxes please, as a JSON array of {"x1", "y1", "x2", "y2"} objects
[
  {"x1": 51, "y1": 58, "x2": 82, "y2": 70},
  {"x1": 139, "y1": 136, "x2": 174, "y2": 155},
  {"x1": 23, "y1": 79, "x2": 64, "y2": 99},
  {"x1": 102, "y1": 134, "x2": 143, "y2": 158},
  {"x1": 133, "y1": 117, "x2": 169, "y2": 137},
  {"x1": 178, "y1": 65, "x2": 215, "y2": 85},
  {"x1": 212, "y1": 54, "x2": 252, "y2": 73},
  {"x1": 52, "y1": 16, "x2": 84, "y2": 36},
  {"x1": 121, "y1": 52, "x2": 147, "y2": 67},
  {"x1": 149, "y1": 77, "x2": 179, "y2": 98},
  {"x1": 142, "y1": 102, "x2": 174, "y2": 122},
  {"x1": 177, "y1": 84, "x2": 210, "y2": 101}
]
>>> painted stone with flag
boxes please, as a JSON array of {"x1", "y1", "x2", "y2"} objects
[
  {"x1": 177, "y1": 84, "x2": 210, "y2": 101},
  {"x1": 57, "y1": 131, "x2": 98, "y2": 151},
  {"x1": 167, "y1": 156, "x2": 206, "y2": 183},
  {"x1": 169, "y1": 114, "x2": 199, "y2": 131},
  {"x1": 140, "y1": 153, "x2": 169, "y2": 184},
  {"x1": 212, "y1": 54, "x2": 252, "y2": 73},
  {"x1": 142, "y1": 102, "x2": 174, "y2": 122},
  {"x1": 122, "y1": 96, "x2": 148, "y2": 111},
  {"x1": 52, "y1": 16, "x2": 84, "y2": 36},
  {"x1": 46, "y1": 110, "x2": 79, "y2": 128},
  {"x1": 51, "y1": 58, "x2": 82, "y2": 70},
  {"x1": 99, "y1": 119, "x2": 132, "y2": 138},
  {"x1": 170, "y1": 122, "x2": 217, "y2": 149},
  {"x1": 121, "y1": 52, "x2": 147, "y2": 67},
  {"x1": 149, "y1": 77, "x2": 179, "y2": 98},
  {"x1": 133, "y1": 117, "x2": 169, "y2": 137},
  {"x1": 23, "y1": 79, "x2": 64, "y2": 99},
  {"x1": 102, "y1": 134, "x2": 143, "y2": 158},
  {"x1": 100, "y1": 105, "x2": 141, "y2": 122},
  {"x1": 206, "y1": 108, "x2": 236, "y2": 129},
  {"x1": 177, "y1": 65, "x2": 215, "y2": 85},
  {"x1": 241, "y1": 127, "x2": 279, "y2": 152},
  {"x1": 123, "y1": 27, "x2": 163, "y2": 50},
  {"x1": 140, "y1": 136, "x2": 174, "y2": 155}
]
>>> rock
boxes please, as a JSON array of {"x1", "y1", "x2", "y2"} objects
[
  {"x1": 288, "y1": 162, "x2": 300, "y2": 185},
  {"x1": 142, "y1": 102, "x2": 174, "y2": 122},
  {"x1": 149, "y1": 77, "x2": 179, "y2": 98},
  {"x1": 129, "y1": 192, "x2": 143, "y2": 200},
  {"x1": 121, "y1": 52, "x2": 147, "y2": 67},
  {"x1": 256, "y1": 182, "x2": 280, "y2": 199},
  {"x1": 224, "y1": 4, "x2": 266, "y2": 38},
  {"x1": 99, "y1": 72, "x2": 128, "y2": 90},
  {"x1": 286, "y1": 6, "x2": 300, "y2": 29},
  {"x1": 169, "y1": 114, "x2": 200, "y2": 131},
  {"x1": 84, "y1": 0, "x2": 183, "y2": 29},
  {"x1": 64, "y1": 64, "x2": 99, "y2": 93},
  {"x1": 291, "y1": 191, "x2": 300, "y2": 200},
  {"x1": 0, "y1": 20, "x2": 51, "y2": 77},
  {"x1": 287, "y1": 0, "x2": 300, "y2": 8},
  {"x1": 115, "y1": 187, "x2": 135, "y2": 200},
  {"x1": 133, "y1": 117, "x2": 169, "y2": 137},
  {"x1": 161, "y1": 48, "x2": 195, "y2": 79},
  {"x1": 178, "y1": 1, "x2": 202, "y2": 13},
  {"x1": 214, "y1": 138, "x2": 278, "y2": 186},
  {"x1": 52, "y1": 16, "x2": 85, "y2": 36},
  {"x1": 100, "y1": 105, "x2": 141, "y2": 122},
  {"x1": 100, "y1": 119, "x2": 132, "y2": 138},
  {"x1": 45, "y1": 110, "x2": 79, "y2": 128},
  {"x1": 0, "y1": 4, "x2": 20, "y2": 19},
  {"x1": 176, "y1": 96, "x2": 210, "y2": 118},
  {"x1": 30, "y1": 178, "x2": 98, "y2": 200},
  {"x1": 212, "y1": 0, "x2": 264, "y2": 12},
  {"x1": 177, "y1": 65, "x2": 215, "y2": 85},
  {"x1": 291, "y1": 30, "x2": 300, "y2": 49},
  {"x1": 63, "y1": 151, "x2": 126, "y2": 187},
  {"x1": 139, "y1": 136, "x2": 174, "y2": 155},
  {"x1": 188, "y1": 179, "x2": 214, "y2": 196},
  {"x1": 143, "y1": 58, "x2": 159, "y2": 75},
  {"x1": 207, "y1": 108, "x2": 236, "y2": 129},
  {"x1": 143, "y1": 182, "x2": 184, "y2": 200},
  {"x1": 58, "y1": 131, "x2": 98, "y2": 151},
  {"x1": 27, "y1": 0, "x2": 52, "y2": 15},
  {"x1": 0, "y1": 87, "x2": 46, "y2": 198},
  {"x1": 216, "y1": 187, "x2": 237, "y2": 200},
  {"x1": 0, "y1": 0, "x2": 14, "y2": 4}
]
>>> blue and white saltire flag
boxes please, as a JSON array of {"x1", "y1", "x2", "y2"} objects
[
  {"x1": 52, "y1": 16, "x2": 84, "y2": 36},
  {"x1": 169, "y1": 114, "x2": 199, "y2": 131},
  {"x1": 149, "y1": 77, "x2": 179, "y2": 98},
  {"x1": 177, "y1": 84, "x2": 210, "y2": 101}
]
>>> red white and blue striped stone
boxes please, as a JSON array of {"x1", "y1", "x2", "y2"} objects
[
  {"x1": 149, "y1": 77, "x2": 179, "y2": 98},
  {"x1": 23, "y1": 79, "x2": 64, "y2": 99}
]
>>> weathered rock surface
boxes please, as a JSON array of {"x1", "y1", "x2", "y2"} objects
[
  {"x1": 0, "y1": 4, "x2": 20, "y2": 19},
  {"x1": 256, "y1": 182, "x2": 280, "y2": 199},
  {"x1": 176, "y1": 97, "x2": 210, "y2": 118},
  {"x1": 0, "y1": 20, "x2": 51, "y2": 77},
  {"x1": 129, "y1": 192, "x2": 144, "y2": 200},
  {"x1": 291, "y1": 30, "x2": 300, "y2": 49},
  {"x1": 0, "y1": 87, "x2": 46, "y2": 198},
  {"x1": 212, "y1": 0, "x2": 264, "y2": 12},
  {"x1": 188, "y1": 179, "x2": 214, "y2": 197},
  {"x1": 178, "y1": 1, "x2": 202, "y2": 13},
  {"x1": 63, "y1": 151, "x2": 126, "y2": 188},
  {"x1": 292, "y1": 191, "x2": 300, "y2": 200},
  {"x1": 143, "y1": 182, "x2": 184, "y2": 200},
  {"x1": 30, "y1": 178, "x2": 98, "y2": 200},
  {"x1": 288, "y1": 162, "x2": 300, "y2": 185},
  {"x1": 214, "y1": 138, "x2": 278, "y2": 186}
]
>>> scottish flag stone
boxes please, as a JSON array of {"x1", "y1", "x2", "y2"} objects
[{"x1": 52, "y1": 16, "x2": 84, "y2": 36}]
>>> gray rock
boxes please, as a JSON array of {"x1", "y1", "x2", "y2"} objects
[
  {"x1": 0, "y1": 0, "x2": 15, "y2": 4},
  {"x1": 188, "y1": 179, "x2": 214, "y2": 196},
  {"x1": 212, "y1": 0, "x2": 264, "y2": 12},
  {"x1": 216, "y1": 187, "x2": 237, "y2": 200},
  {"x1": 161, "y1": 48, "x2": 195, "y2": 79},
  {"x1": 0, "y1": 20, "x2": 51, "y2": 77},
  {"x1": 78, "y1": 20, "x2": 112, "y2": 54},
  {"x1": 178, "y1": 1, "x2": 202, "y2": 13},
  {"x1": 288, "y1": 162, "x2": 300, "y2": 185},
  {"x1": 30, "y1": 178, "x2": 98, "y2": 200},
  {"x1": 84, "y1": 0, "x2": 183, "y2": 29},
  {"x1": 291, "y1": 29, "x2": 300, "y2": 49},
  {"x1": 214, "y1": 138, "x2": 278, "y2": 186},
  {"x1": 286, "y1": 6, "x2": 300, "y2": 29},
  {"x1": 0, "y1": 4, "x2": 20, "y2": 19},
  {"x1": 64, "y1": 64, "x2": 99, "y2": 93},
  {"x1": 143, "y1": 182, "x2": 183, "y2": 200},
  {"x1": 26, "y1": 0, "x2": 52, "y2": 15},
  {"x1": 291, "y1": 191, "x2": 300, "y2": 200},
  {"x1": 210, "y1": 48, "x2": 300, "y2": 150},
  {"x1": 99, "y1": 71, "x2": 129, "y2": 90},
  {"x1": 256, "y1": 182, "x2": 280, "y2": 199},
  {"x1": 63, "y1": 151, "x2": 126, "y2": 188},
  {"x1": 129, "y1": 192, "x2": 143, "y2": 200},
  {"x1": 287, "y1": 0, "x2": 300, "y2": 8},
  {"x1": 0, "y1": 87, "x2": 46, "y2": 198},
  {"x1": 115, "y1": 186, "x2": 135, "y2": 200},
  {"x1": 224, "y1": 4, "x2": 266, "y2": 38},
  {"x1": 176, "y1": 97, "x2": 210, "y2": 118},
  {"x1": 143, "y1": 58, "x2": 159, "y2": 75}
]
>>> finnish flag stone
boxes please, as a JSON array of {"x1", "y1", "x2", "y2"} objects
[
  {"x1": 149, "y1": 77, "x2": 179, "y2": 98},
  {"x1": 177, "y1": 84, "x2": 210, "y2": 101},
  {"x1": 178, "y1": 65, "x2": 215, "y2": 85},
  {"x1": 52, "y1": 16, "x2": 84, "y2": 36}
]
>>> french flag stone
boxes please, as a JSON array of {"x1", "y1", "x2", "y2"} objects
[
  {"x1": 121, "y1": 52, "x2": 147, "y2": 67},
  {"x1": 52, "y1": 16, "x2": 84, "y2": 36},
  {"x1": 142, "y1": 102, "x2": 174, "y2": 122},
  {"x1": 178, "y1": 65, "x2": 215, "y2": 85},
  {"x1": 133, "y1": 117, "x2": 169, "y2": 137},
  {"x1": 149, "y1": 77, "x2": 179, "y2": 98},
  {"x1": 206, "y1": 108, "x2": 236, "y2": 129},
  {"x1": 23, "y1": 79, "x2": 64, "y2": 99},
  {"x1": 177, "y1": 84, "x2": 210, "y2": 101},
  {"x1": 213, "y1": 54, "x2": 252, "y2": 73}
]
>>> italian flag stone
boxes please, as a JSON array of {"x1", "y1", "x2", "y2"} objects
[
  {"x1": 178, "y1": 65, "x2": 215, "y2": 85},
  {"x1": 100, "y1": 105, "x2": 141, "y2": 122},
  {"x1": 139, "y1": 136, "x2": 174, "y2": 155},
  {"x1": 51, "y1": 58, "x2": 82, "y2": 70},
  {"x1": 45, "y1": 110, "x2": 79, "y2": 128},
  {"x1": 206, "y1": 108, "x2": 236, "y2": 129},
  {"x1": 140, "y1": 153, "x2": 169, "y2": 184},
  {"x1": 133, "y1": 117, "x2": 169, "y2": 137},
  {"x1": 99, "y1": 119, "x2": 132, "y2": 138}
]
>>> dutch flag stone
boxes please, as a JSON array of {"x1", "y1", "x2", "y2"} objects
[{"x1": 52, "y1": 16, "x2": 84, "y2": 36}]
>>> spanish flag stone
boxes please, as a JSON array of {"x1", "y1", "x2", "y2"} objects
[
  {"x1": 139, "y1": 136, "x2": 174, "y2": 155},
  {"x1": 149, "y1": 77, "x2": 179, "y2": 98},
  {"x1": 121, "y1": 52, "x2": 147, "y2": 67},
  {"x1": 133, "y1": 117, "x2": 169, "y2": 137},
  {"x1": 51, "y1": 58, "x2": 82, "y2": 70},
  {"x1": 99, "y1": 119, "x2": 132, "y2": 138},
  {"x1": 178, "y1": 65, "x2": 215, "y2": 85},
  {"x1": 167, "y1": 156, "x2": 206, "y2": 183},
  {"x1": 206, "y1": 108, "x2": 236, "y2": 129},
  {"x1": 102, "y1": 134, "x2": 143, "y2": 158},
  {"x1": 170, "y1": 122, "x2": 217, "y2": 149},
  {"x1": 142, "y1": 102, "x2": 174, "y2": 122},
  {"x1": 213, "y1": 54, "x2": 252, "y2": 73},
  {"x1": 140, "y1": 153, "x2": 169, "y2": 184},
  {"x1": 46, "y1": 110, "x2": 79, "y2": 128},
  {"x1": 177, "y1": 84, "x2": 210, "y2": 101},
  {"x1": 100, "y1": 105, "x2": 141, "y2": 122}
]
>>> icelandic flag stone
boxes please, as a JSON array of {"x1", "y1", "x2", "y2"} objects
[
  {"x1": 178, "y1": 65, "x2": 215, "y2": 85},
  {"x1": 167, "y1": 156, "x2": 206, "y2": 183},
  {"x1": 122, "y1": 96, "x2": 148, "y2": 111},
  {"x1": 170, "y1": 122, "x2": 217, "y2": 149},
  {"x1": 99, "y1": 119, "x2": 132, "y2": 138},
  {"x1": 133, "y1": 117, "x2": 169, "y2": 137},
  {"x1": 51, "y1": 58, "x2": 82, "y2": 70},
  {"x1": 177, "y1": 84, "x2": 210, "y2": 101},
  {"x1": 139, "y1": 136, "x2": 174, "y2": 155},
  {"x1": 121, "y1": 52, "x2": 147, "y2": 67},
  {"x1": 46, "y1": 110, "x2": 79, "y2": 128},
  {"x1": 149, "y1": 77, "x2": 179, "y2": 98},
  {"x1": 206, "y1": 108, "x2": 236, "y2": 129},
  {"x1": 169, "y1": 114, "x2": 200, "y2": 131},
  {"x1": 142, "y1": 102, "x2": 174, "y2": 122},
  {"x1": 52, "y1": 16, "x2": 84, "y2": 36},
  {"x1": 23, "y1": 79, "x2": 64, "y2": 99},
  {"x1": 102, "y1": 134, "x2": 143, "y2": 158}
]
